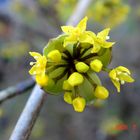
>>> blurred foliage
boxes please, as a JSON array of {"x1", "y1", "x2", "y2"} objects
[
  {"x1": 0, "y1": 41, "x2": 30, "y2": 60},
  {"x1": 88, "y1": 0, "x2": 130, "y2": 28},
  {"x1": 100, "y1": 117, "x2": 123, "y2": 135}
]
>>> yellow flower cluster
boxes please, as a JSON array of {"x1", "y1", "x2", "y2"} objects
[
  {"x1": 61, "y1": 17, "x2": 115, "y2": 53},
  {"x1": 29, "y1": 17, "x2": 134, "y2": 112}
]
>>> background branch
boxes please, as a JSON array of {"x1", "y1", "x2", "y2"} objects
[
  {"x1": 0, "y1": 78, "x2": 35, "y2": 104},
  {"x1": 9, "y1": 0, "x2": 92, "y2": 140}
]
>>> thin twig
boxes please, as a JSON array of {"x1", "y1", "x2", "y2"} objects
[
  {"x1": 9, "y1": 0, "x2": 92, "y2": 140},
  {"x1": 9, "y1": 84, "x2": 46, "y2": 140},
  {"x1": 0, "y1": 79, "x2": 35, "y2": 104}
]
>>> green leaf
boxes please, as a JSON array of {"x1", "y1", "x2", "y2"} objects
[
  {"x1": 43, "y1": 75, "x2": 67, "y2": 95},
  {"x1": 78, "y1": 71, "x2": 101, "y2": 102},
  {"x1": 87, "y1": 70, "x2": 101, "y2": 85},
  {"x1": 43, "y1": 34, "x2": 67, "y2": 57},
  {"x1": 97, "y1": 48, "x2": 112, "y2": 67}
]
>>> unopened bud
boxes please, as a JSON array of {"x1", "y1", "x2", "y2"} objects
[
  {"x1": 72, "y1": 97, "x2": 86, "y2": 112},
  {"x1": 90, "y1": 59, "x2": 103, "y2": 72},
  {"x1": 75, "y1": 62, "x2": 89, "y2": 73},
  {"x1": 94, "y1": 86, "x2": 109, "y2": 99},
  {"x1": 47, "y1": 50, "x2": 61, "y2": 62},
  {"x1": 68, "y1": 72, "x2": 84, "y2": 87},
  {"x1": 64, "y1": 92, "x2": 73, "y2": 104}
]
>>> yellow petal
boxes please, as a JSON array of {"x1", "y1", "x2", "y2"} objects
[
  {"x1": 112, "y1": 79, "x2": 120, "y2": 92},
  {"x1": 117, "y1": 66, "x2": 131, "y2": 74},
  {"x1": 29, "y1": 65, "x2": 37, "y2": 75},
  {"x1": 97, "y1": 28, "x2": 110, "y2": 40},
  {"x1": 86, "y1": 31, "x2": 96, "y2": 38},
  {"x1": 36, "y1": 74, "x2": 48, "y2": 86},
  {"x1": 79, "y1": 33, "x2": 94, "y2": 44},
  {"x1": 103, "y1": 41, "x2": 115, "y2": 48},
  {"x1": 29, "y1": 52, "x2": 42, "y2": 60},
  {"x1": 91, "y1": 43, "x2": 101, "y2": 53},
  {"x1": 118, "y1": 73, "x2": 134, "y2": 83},
  {"x1": 61, "y1": 26, "x2": 74, "y2": 34},
  {"x1": 64, "y1": 35, "x2": 77, "y2": 47},
  {"x1": 77, "y1": 16, "x2": 88, "y2": 32},
  {"x1": 109, "y1": 69, "x2": 117, "y2": 79}
]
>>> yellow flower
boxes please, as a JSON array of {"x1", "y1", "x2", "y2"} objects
[
  {"x1": 87, "y1": 28, "x2": 115, "y2": 53},
  {"x1": 29, "y1": 52, "x2": 47, "y2": 75},
  {"x1": 72, "y1": 97, "x2": 86, "y2": 112},
  {"x1": 61, "y1": 16, "x2": 94, "y2": 47},
  {"x1": 90, "y1": 59, "x2": 103, "y2": 72},
  {"x1": 29, "y1": 52, "x2": 48, "y2": 86},
  {"x1": 94, "y1": 86, "x2": 109, "y2": 99},
  {"x1": 109, "y1": 66, "x2": 134, "y2": 92}
]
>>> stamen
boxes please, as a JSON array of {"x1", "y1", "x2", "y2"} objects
[
  {"x1": 30, "y1": 62, "x2": 35, "y2": 66},
  {"x1": 34, "y1": 56, "x2": 39, "y2": 59},
  {"x1": 121, "y1": 80, "x2": 125, "y2": 85},
  {"x1": 33, "y1": 71, "x2": 37, "y2": 75},
  {"x1": 106, "y1": 36, "x2": 110, "y2": 40}
]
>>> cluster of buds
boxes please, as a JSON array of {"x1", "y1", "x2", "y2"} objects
[{"x1": 29, "y1": 17, "x2": 134, "y2": 112}]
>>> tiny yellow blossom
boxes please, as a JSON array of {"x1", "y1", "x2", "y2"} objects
[
  {"x1": 68, "y1": 72, "x2": 84, "y2": 87},
  {"x1": 47, "y1": 49, "x2": 61, "y2": 62},
  {"x1": 61, "y1": 17, "x2": 94, "y2": 47},
  {"x1": 75, "y1": 62, "x2": 89, "y2": 73},
  {"x1": 87, "y1": 28, "x2": 115, "y2": 53},
  {"x1": 64, "y1": 92, "x2": 73, "y2": 104},
  {"x1": 29, "y1": 52, "x2": 48, "y2": 86},
  {"x1": 109, "y1": 66, "x2": 134, "y2": 92},
  {"x1": 29, "y1": 52, "x2": 47, "y2": 75},
  {"x1": 72, "y1": 97, "x2": 86, "y2": 112},
  {"x1": 90, "y1": 59, "x2": 103, "y2": 72},
  {"x1": 94, "y1": 86, "x2": 109, "y2": 99},
  {"x1": 36, "y1": 74, "x2": 48, "y2": 86}
]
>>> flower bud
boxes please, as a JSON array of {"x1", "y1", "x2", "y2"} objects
[
  {"x1": 47, "y1": 50, "x2": 61, "y2": 62},
  {"x1": 75, "y1": 62, "x2": 89, "y2": 73},
  {"x1": 36, "y1": 74, "x2": 48, "y2": 86},
  {"x1": 72, "y1": 97, "x2": 86, "y2": 112},
  {"x1": 90, "y1": 59, "x2": 103, "y2": 72},
  {"x1": 68, "y1": 72, "x2": 84, "y2": 87},
  {"x1": 94, "y1": 86, "x2": 109, "y2": 99},
  {"x1": 63, "y1": 80, "x2": 72, "y2": 90},
  {"x1": 64, "y1": 92, "x2": 72, "y2": 104}
]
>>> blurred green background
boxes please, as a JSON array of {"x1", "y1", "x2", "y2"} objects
[{"x1": 0, "y1": 0, "x2": 140, "y2": 140}]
